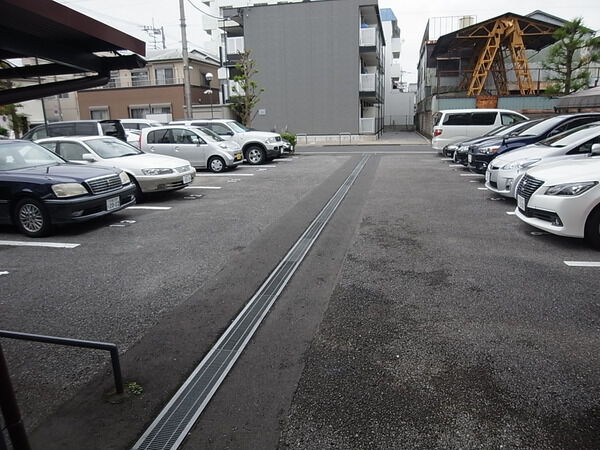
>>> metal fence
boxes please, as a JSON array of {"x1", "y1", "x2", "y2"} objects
[{"x1": 384, "y1": 114, "x2": 415, "y2": 131}]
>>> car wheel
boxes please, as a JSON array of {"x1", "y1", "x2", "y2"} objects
[
  {"x1": 245, "y1": 146, "x2": 266, "y2": 165},
  {"x1": 14, "y1": 198, "x2": 52, "y2": 237},
  {"x1": 130, "y1": 177, "x2": 144, "y2": 203},
  {"x1": 584, "y1": 207, "x2": 600, "y2": 249},
  {"x1": 208, "y1": 156, "x2": 226, "y2": 173}
]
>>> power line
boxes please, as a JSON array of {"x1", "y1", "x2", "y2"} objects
[{"x1": 186, "y1": 0, "x2": 225, "y2": 20}]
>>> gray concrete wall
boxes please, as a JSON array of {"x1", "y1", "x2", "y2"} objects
[{"x1": 242, "y1": 0, "x2": 360, "y2": 134}]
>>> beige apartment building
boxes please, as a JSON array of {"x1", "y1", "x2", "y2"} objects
[{"x1": 77, "y1": 48, "x2": 220, "y2": 121}]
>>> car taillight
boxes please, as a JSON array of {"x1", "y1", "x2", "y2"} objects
[{"x1": 433, "y1": 129, "x2": 443, "y2": 137}]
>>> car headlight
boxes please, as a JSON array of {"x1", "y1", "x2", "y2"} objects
[
  {"x1": 446, "y1": 144, "x2": 458, "y2": 151},
  {"x1": 479, "y1": 145, "x2": 501, "y2": 155},
  {"x1": 119, "y1": 171, "x2": 130, "y2": 184},
  {"x1": 219, "y1": 143, "x2": 230, "y2": 149},
  {"x1": 141, "y1": 168, "x2": 174, "y2": 175},
  {"x1": 545, "y1": 181, "x2": 598, "y2": 196},
  {"x1": 265, "y1": 137, "x2": 276, "y2": 144},
  {"x1": 502, "y1": 159, "x2": 541, "y2": 170},
  {"x1": 52, "y1": 183, "x2": 88, "y2": 198}
]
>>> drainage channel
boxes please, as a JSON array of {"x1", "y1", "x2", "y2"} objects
[{"x1": 132, "y1": 154, "x2": 371, "y2": 450}]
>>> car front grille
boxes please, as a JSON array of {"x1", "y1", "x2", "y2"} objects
[
  {"x1": 86, "y1": 174, "x2": 122, "y2": 194},
  {"x1": 517, "y1": 174, "x2": 544, "y2": 202},
  {"x1": 175, "y1": 165, "x2": 190, "y2": 173}
]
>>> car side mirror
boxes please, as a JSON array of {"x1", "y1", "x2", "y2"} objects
[
  {"x1": 591, "y1": 143, "x2": 600, "y2": 156},
  {"x1": 82, "y1": 153, "x2": 97, "y2": 162}
]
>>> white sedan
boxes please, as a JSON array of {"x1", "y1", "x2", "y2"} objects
[
  {"x1": 515, "y1": 144, "x2": 600, "y2": 247},
  {"x1": 36, "y1": 136, "x2": 196, "y2": 199},
  {"x1": 486, "y1": 123, "x2": 600, "y2": 198}
]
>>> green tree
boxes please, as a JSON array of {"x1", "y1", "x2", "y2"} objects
[
  {"x1": 0, "y1": 60, "x2": 28, "y2": 136},
  {"x1": 229, "y1": 50, "x2": 264, "y2": 127},
  {"x1": 543, "y1": 18, "x2": 600, "y2": 95}
]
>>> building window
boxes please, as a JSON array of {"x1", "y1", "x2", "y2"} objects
[
  {"x1": 129, "y1": 105, "x2": 150, "y2": 119},
  {"x1": 58, "y1": 92, "x2": 70, "y2": 99},
  {"x1": 90, "y1": 107, "x2": 109, "y2": 120},
  {"x1": 151, "y1": 104, "x2": 172, "y2": 115},
  {"x1": 107, "y1": 70, "x2": 120, "y2": 88},
  {"x1": 392, "y1": 52, "x2": 400, "y2": 64},
  {"x1": 391, "y1": 77, "x2": 400, "y2": 90},
  {"x1": 131, "y1": 70, "x2": 149, "y2": 87},
  {"x1": 155, "y1": 66, "x2": 175, "y2": 85}
]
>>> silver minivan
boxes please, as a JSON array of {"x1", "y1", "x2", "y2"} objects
[
  {"x1": 139, "y1": 126, "x2": 243, "y2": 172},
  {"x1": 431, "y1": 109, "x2": 528, "y2": 152}
]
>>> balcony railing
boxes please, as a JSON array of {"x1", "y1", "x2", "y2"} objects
[
  {"x1": 226, "y1": 36, "x2": 245, "y2": 55},
  {"x1": 91, "y1": 77, "x2": 185, "y2": 90},
  {"x1": 359, "y1": 73, "x2": 376, "y2": 92},
  {"x1": 359, "y1": 27, "x2": 376, "y2": 47}
]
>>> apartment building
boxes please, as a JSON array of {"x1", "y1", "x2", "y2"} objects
[
  {"x1": 77, "y1": 49, "x2": 220, "y2": 121},
  {"x1": 218, "y1": 0, "x2": 385, "y2": 139},
  {"x1": 380, "y1": 8, "x2": 414, "y2": 130}
]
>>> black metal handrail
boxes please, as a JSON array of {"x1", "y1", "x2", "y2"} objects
[{"x1": 0, "y1": 330, "x2": 124, "y2": 394}]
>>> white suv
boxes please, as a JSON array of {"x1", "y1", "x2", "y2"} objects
[{"x1": 170, "y1": 119, "x2": 283, "y2": 165}]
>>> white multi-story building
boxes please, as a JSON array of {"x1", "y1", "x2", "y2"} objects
[{"x1": 380, "y1": 8, "x2": 415, "y2": 130}]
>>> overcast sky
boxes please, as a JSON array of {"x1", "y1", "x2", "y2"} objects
[{"x1": 56, "y1": 0, "x2": 599, "y2": 83}]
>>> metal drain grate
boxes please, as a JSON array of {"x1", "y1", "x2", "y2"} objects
[{"x1": 132, "y1": 154, "x2": 371, "y2": 450}]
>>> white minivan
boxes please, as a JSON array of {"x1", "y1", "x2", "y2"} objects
[{"x1": 432, "y1": 109, "x2": 528, "y2": 151}]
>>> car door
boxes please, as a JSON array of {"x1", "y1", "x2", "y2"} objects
[
  {"x1": 145, "y1": 128, "x2": 177, "y2": 158},
  {"x1": 565, "y1": 134, "x2": 600, "y2": 159},
  {"x1": 169, "y1": 128, "x2": 208, "y2": 168}
]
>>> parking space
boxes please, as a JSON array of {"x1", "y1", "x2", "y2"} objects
[{"x1": 3, "y1": 147, "x2": 598, "y2": 448}]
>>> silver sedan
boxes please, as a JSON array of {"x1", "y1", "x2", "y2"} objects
[{"x1": 36, "y1": 136, "x2": 196, "y2": 199}]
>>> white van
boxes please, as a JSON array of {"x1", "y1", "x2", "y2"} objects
[{"x1": 431, "y1": 109, "x2": 528, "y2": 151}]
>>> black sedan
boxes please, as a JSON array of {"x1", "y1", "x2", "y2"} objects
[
  {"x1": 466, "y1": 113, "x2": 600, "y2": 173},
  {"x1": 0, "y1": 140, "x2": 136, "y2": 237}
]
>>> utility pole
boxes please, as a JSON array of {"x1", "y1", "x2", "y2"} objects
[{"x1": 179, "y1": 0, "x2": 193, "y2": 118}]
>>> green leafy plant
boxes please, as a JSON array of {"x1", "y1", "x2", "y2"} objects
[
  {"x1": 281, "y1": 132, "x2": 296, "y2": 147},
  {"x1": 229, "y1": 50, "x2": 264, "y2": 127},
  {"x1": 0, "y1": 126, "x2": 8, "y2": 137},
  {"x1": 543, "y1": 18, "x2": 600, "y2": 95},
  {"x1": 126, "y1": 381, "x2": 144, "y2": 396}
]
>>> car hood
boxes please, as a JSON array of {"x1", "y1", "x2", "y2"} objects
[
  {"x1": 8, "y1": 163, "x2": 120, "y2": 183},
  {"x1": 243, "y1": 131, "x2": 280, "y2": 140},
  {"x1": 96, "y1": 153, "x2": 191, "y2": 171},
  {"x1": 526, "y1": 157, "x2": 600, "y2": 183},
  {"x1": 493, "y1": 144, "x2": 563, "y2": 164}
]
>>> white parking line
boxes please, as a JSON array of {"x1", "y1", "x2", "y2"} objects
[
  {"x1": 477, "y1": 187, "x2": 488, "y2": 190},
  {"x1": 0, "y1": 271, "x2": 9, "y2": 276},
  {"x1": 506, "y1": 211, "x2": 516, "y2": 215},
  {"x1": 564, "y1": 261, "x2": 600, "y2": 267},
  {"x1": 0, "y1": 240, "x2": 80, "y2": 248},
  {"x1": 469, "y1": 180, "x2": 479, "y2": 183},
  {"x1": 449, "y1": 164, "x2": 463, "y2": 167},
  {"x1": 258, "y1": 165, "x2": 276, "y2": 168},
  {"x1": 275, "y1": 159, "x2": 294, "y2": 162},
  {"x1": 198, "y1": 173, "x2": 254, "y2": 177},
  {"x1": 127, "y1": 206, "x2": 172, "y2": 210},
  {"x1": 461, "y1": 173, "x2": 485, "y2": 177},
  {"x1": 185, "y1": 186, "x2": 222, "y2": 190},
  {"x1": 440, "y1": 158, "x2": 452, "y2": 161}
]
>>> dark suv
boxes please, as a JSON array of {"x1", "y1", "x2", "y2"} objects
[
  {"x1": 22, "y1": 120, "x2": 127, "y2": 142},
  {"x1": 466, "y1": 113, "x2": 600, "y2": 173}
]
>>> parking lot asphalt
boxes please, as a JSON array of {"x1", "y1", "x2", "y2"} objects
[{"x1": 2, "y1": 145, "x2": 599, "y2": 449}]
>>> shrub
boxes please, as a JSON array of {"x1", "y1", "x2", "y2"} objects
[{"x1": 281, "y1": 132, "x2": 296, "y2": 147}]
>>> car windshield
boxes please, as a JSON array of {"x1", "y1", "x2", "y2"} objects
[
  {"x1": 0, "y1": 141, "x2": 65, "y2": 170},
  {"x1": 517, "y1": 117, "x2": 567, "y2": 137},
  {"x1": 538, "y1": 123, "x2": 600, "y2": 148},
  {"x1": 228, "y1": 121, "x2": 250, "y2": 132},
  {"x1": 193, "y1": 126, "x2": 225, "y2": 142},
  {"x1": 86, "y1": 138, "x2": 142, "y2": 159},
  {"x1": 483, "y1": 124, "x2": 509, "y2": 136}
]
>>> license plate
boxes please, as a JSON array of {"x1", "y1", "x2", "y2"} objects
[
  {"x1": 106, "y1": 196, "x2": 120, "y2": 211},
  {"x1": 183, "y1": 174, "x2": 192, "y2": 184},
  {"x1": 468, "y1": 154, "x2": 472, "y2": 163},
  {"x1": 517, "y1": 195, "x2": 526, "y2": 210}
]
